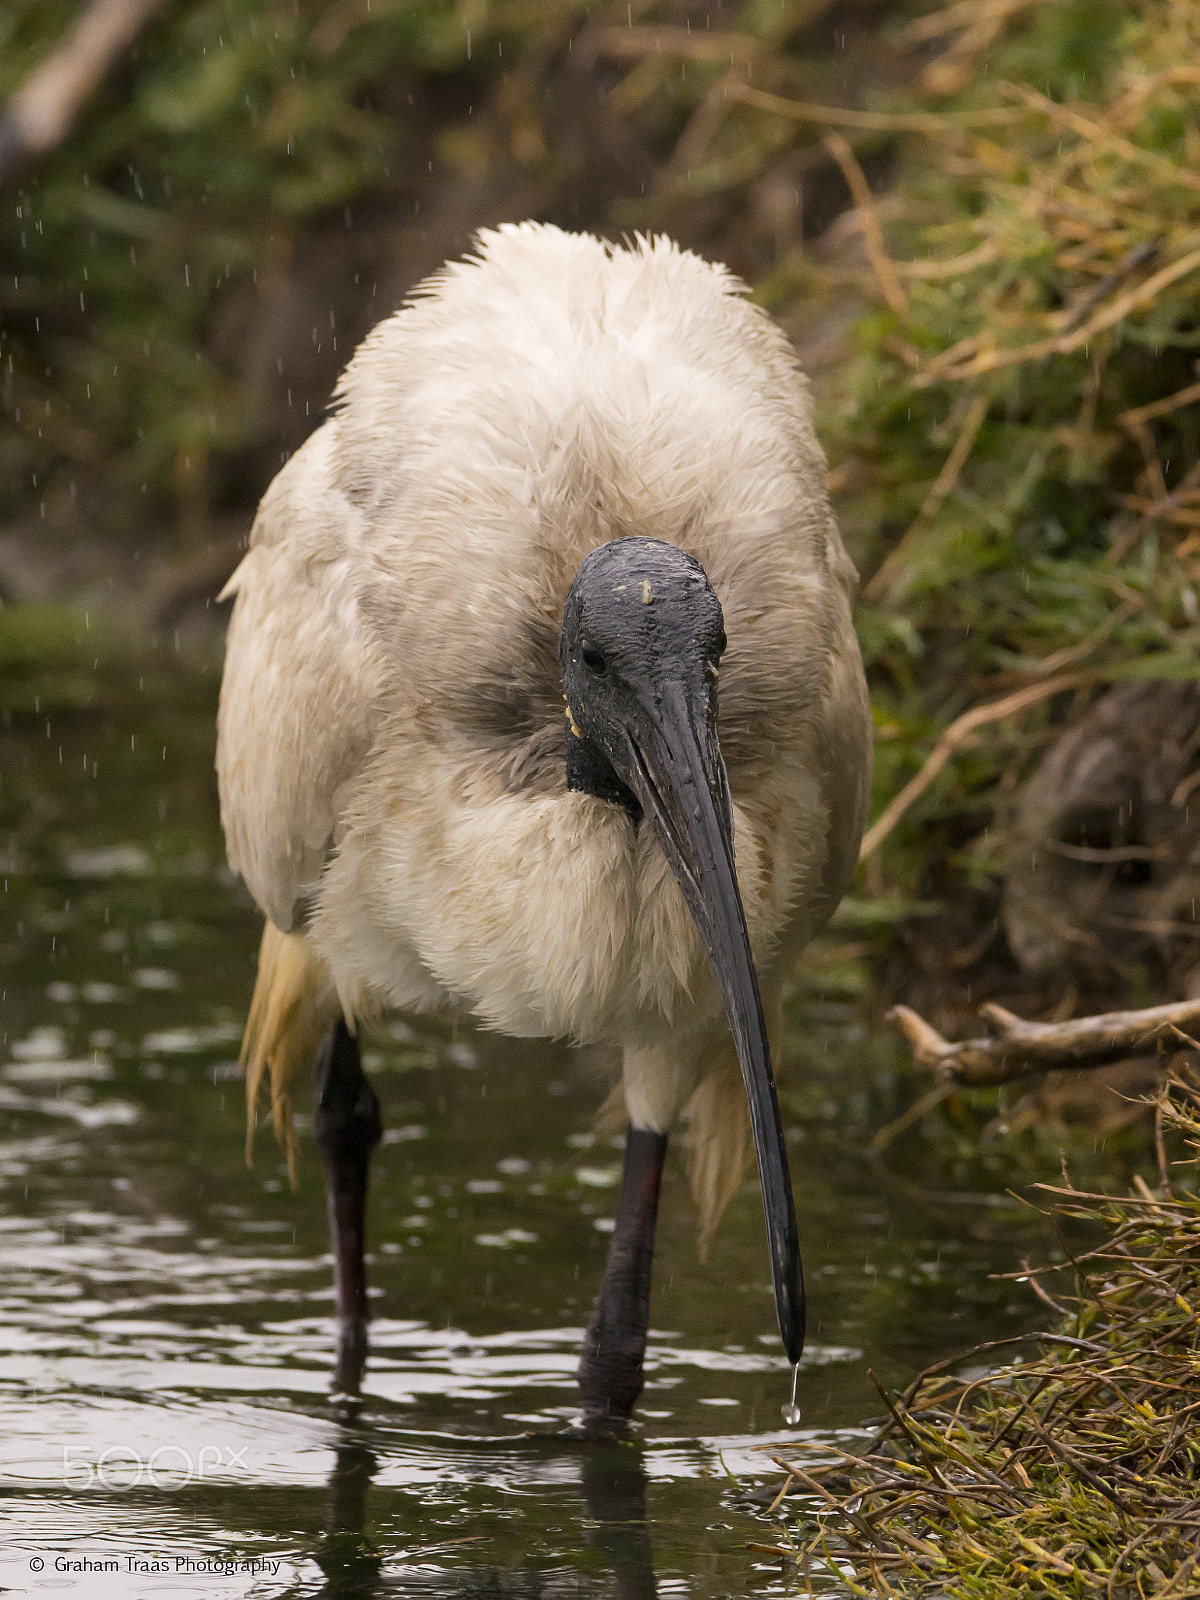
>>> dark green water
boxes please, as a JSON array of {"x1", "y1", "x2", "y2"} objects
[{"x1": 0, "y1": 633, "x2": 1050, "y2": 1597}]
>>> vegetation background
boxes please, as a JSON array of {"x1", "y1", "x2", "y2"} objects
[
  {"x1": 4, "y1": 0, "x2": 1200, "y2": 1038},
  {"x1": 8, "y1": 10, "x2": 1200, "y2": 1588}
]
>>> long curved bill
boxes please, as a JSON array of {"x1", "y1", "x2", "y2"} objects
[{"x1": 624, "y1": 687, "x2": 805, "y2": 1367}]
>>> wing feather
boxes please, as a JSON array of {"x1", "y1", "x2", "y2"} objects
[{"x1": 217, "y1": 422, "x2": 379, "y2": 931}]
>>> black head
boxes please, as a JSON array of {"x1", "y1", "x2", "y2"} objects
[
  {"x1": 557, "y1": 535, "x2": 806, "y2": 1374},
  {"x1": 559, "y1": 538, "x2": 726, "y2": 818}
]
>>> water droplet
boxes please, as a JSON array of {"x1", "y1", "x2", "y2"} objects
[{"x1": 781, "y1": 1363, "x2": 801, "y2": 1426}]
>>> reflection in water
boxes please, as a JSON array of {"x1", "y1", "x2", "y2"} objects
[
  {"x1": 0, "y1": 657, "x2": 1046, "y2": 1594},
  {"x1": 311, "y1": 1431, "x2": 383, "y2": 1599},
  {"x1": 579, "y1": 1443, "x2": 657, "y2": 1600},
  {"x1": 309, "y1": 1420, "x2": 659, "y2": 1600}
]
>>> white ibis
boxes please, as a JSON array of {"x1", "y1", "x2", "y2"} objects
[{"x1": 216, "y1": 222, "x2": 871, "y2": 1428}]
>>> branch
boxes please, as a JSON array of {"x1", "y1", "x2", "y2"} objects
[
  {"x1": 912, "y1": 239, "x2": 1200, "y2": 385},
  {"x1": 0, "y1": 0, "x2": 168, "y2": 188},
  {"x1": 822, "y1": 132, "x2": 908, "y2": 317},
  {"x1": 1002, "y1": 79, "x2": 1200, "y2": 197},
  {"x1": 1119, "y1": 378, "x2": 1200, "y2": 429},
  {"x1": 887, "y1": 997, "x2": 1200, "y2": 1087},
  {"x1": 593, "y1": 24, "x2": 758, "y2": 67},
  {"x1": 728, "y1": 82, "x2": 1024, "y2": 136},
  {"x1": 863, "y1": 391, "x2": 987, "y2": 598},
  {"x1": 858, "y1": 670, "x2": 1092, "y2": 859}
]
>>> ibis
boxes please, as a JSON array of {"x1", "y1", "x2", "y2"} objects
[{"x1": 216, "y1": 222, "x2": 872, "y2": 1429}]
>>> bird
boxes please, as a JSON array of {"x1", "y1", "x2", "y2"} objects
[{"x1": 216, "y1": 222, "x2": 872, "y2": 1430}]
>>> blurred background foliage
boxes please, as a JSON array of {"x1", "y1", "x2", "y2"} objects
[{"x1": 3, "y1": 0, "x2": 1200, "y2": 1027}]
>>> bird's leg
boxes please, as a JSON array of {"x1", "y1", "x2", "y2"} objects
[
  {"x1": 313, "y1": 1017, "x2": 383, "y2": 1395},
  {"x1": 578, "y1": 1127, "x2": 667, "y2": 1433}
]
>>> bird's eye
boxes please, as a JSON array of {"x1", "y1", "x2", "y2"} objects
[{"x1": 580, "y1": 640, "x2": 607, "y2": 676}]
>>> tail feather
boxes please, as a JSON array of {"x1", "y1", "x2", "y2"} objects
[
  {"x1": 688, "y1": 995, "x2": 784, "y2": 1257},
  {"x1": 241, "y1": 922, "x2": 340, "y2": 1182},
  {"x1": 592, "y1": 1073, "x2": 628, "y2": 1142},
  {"x1": 684, "y1": 1037, "x2": 749, "y2": 1261}
]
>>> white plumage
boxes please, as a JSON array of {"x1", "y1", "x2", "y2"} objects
[{"x1": 216, "y1": 221, "x2": 871, "y2": 1415}]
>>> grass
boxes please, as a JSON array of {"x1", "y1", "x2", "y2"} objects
[
  {"x1": 800, "y1": 0, "x2": 1200, "y2": 921},
  {"x1": 755, "y1": 1063, "x2": 1200, "y2": 1597}
]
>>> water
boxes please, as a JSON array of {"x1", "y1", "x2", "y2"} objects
[{"x1": 0, "y1": 637, "x2": 1047, "y2": 1596}]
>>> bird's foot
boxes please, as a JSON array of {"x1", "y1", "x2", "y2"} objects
[
  {"x1": 578, "y1": 1329, "x2": 647, "y2": 1435},
  {"x1": 331, "y1": 1314, "x2": 369, "y2": 1396},
  {"x1": 576, "y1": 1410, "x2": 636, "y2": 1440}
]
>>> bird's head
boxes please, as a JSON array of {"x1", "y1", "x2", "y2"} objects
[
  {"x1": 559, "y1": 536, "x2": 805, "y2": 1370},
  {"x1": 560, "y1": 538, "x2": 726, "y2": 823}
]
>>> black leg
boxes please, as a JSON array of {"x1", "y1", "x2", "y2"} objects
[
  {"x1": 578, "y1": 1127, "x2": 668, "y2": 1434},
  {"x1": 313, "y1": 1018, "x2": 382, "y2": 1395}
]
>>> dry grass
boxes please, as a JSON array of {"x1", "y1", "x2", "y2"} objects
[
  {"x1": 755, "y1": 1064, "x2": 1200, "y2": 1597},
  {"x1": 760, "y1": 0, "x2": 1200, "y2": 994}
]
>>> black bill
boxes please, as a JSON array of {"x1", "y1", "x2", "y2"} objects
[{"x1": 622, "y1": 685, "x2": 806, "y2": 1367}]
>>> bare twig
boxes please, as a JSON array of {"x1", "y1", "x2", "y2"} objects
[
  {"x1": 894, "y1": 240, "x2": 1000, "y2": 279},
  {"x1": 1020, "y1": 1259, "x2": 1071, "y2": 1318},
  {"x1": 0, "y1": 0, "x2": 168, "y2": 187},
  {"x1": 915, "y1": 237, "x2": 1200, "y2": 384},
  {"x1": 868, "y1": 1081, "x2": 956, "y2": 1155},
  {"x1": 593, "y1": 24, "x2": 758, "y2": 67},
  {"x1": 822, "y1": 132, "x2": 909, "y2": 316},
  {"x1": 896, "y1": 0, "x2": 1041, "y2": 48},
  {"x1": 1055, "y1": 240, "x2": 1162, "y2": 335},
  {"x1": 727, "y1": 81, "x2": 1023, "y2": 136},
  {"x1": 1106, "y1": 460, "x2": 1200, "y2": 563},
  {"x1": 996, "y1": 599, "x2": 1140, "y2": 680},
  {"x1": 887, "y1": 995, "x2": 1200, "y2": 1087},
  {"x1": 864, "y1": 391, "x2": 988, "y2": 597},
  {"x1": 1002, "y1": 79, "x2": 1200, "y2": 197},
  {"x1": 1119, "y1": 380, "x2": 1200, "y2": 429},
  {"x1": 858, "y1": 672, "x2": 1092, "y2": 858}
]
